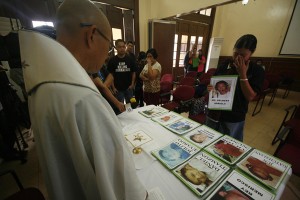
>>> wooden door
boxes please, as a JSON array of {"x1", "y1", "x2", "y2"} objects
[{"x1": 149, "y1": 20, "x2": 176, "y2": 77}]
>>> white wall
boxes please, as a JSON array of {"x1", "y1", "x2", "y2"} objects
[
  {"x1": 213, "y1": 0, "x2": 296, "y2": 57},
  {"x1": 139, "y1": 0, "x2": 232, "y2": 51},
  {"x1": 139, "y1": 0, "x2": 298, "y2": 58}
]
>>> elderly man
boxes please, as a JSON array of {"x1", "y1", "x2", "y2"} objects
[{"x1": 21, "y1": 0, "x2": 147, "y2": 199}]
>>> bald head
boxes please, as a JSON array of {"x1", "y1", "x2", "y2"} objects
[
  {"x1": 56, "y1": 0, "x2": 109, "y2": 38},
  {"x1": 55, "y1": 0, "x2": 112, "y2": 73}
]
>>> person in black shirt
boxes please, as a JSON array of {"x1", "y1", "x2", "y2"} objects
[
  {"x1": 126, "y1": 41, "x2": 136, "y2": 62},
  {"x1": 107, "y1": 39, "x2": 136, "y2": 103},
  {"x1": 206, "y1": 34, "x2": 264, "y2": 141}
]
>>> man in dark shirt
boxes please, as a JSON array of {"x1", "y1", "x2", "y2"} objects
[
  {"x1": 126, "y1": 40, "x2": 136, "y2": 62},
  {"x1": 107, "y1": 39, "x2": 136, "y2": 103}
]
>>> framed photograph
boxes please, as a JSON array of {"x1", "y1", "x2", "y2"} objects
[{"x1": 208, "y1": 75, "x2": 238, "y2": 110}]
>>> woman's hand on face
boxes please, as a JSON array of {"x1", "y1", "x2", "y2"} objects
[
  {"x1": 233, "y1": 55, "x2": 249, "y2": 77},
  {"x1": 147, "y1": 58, "x2": 152, "y2": 66}
]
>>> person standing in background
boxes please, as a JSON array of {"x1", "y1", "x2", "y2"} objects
[
  {"x1": 197, "y1": 49, "x2": 206, "y2": 76},
  {"x1": 140, "y1": 48, "x2": 161, "y2": 106},
  {"x1": 206, "y1": 34, "x2": 264, "y2": 142},
  {"x1": 126, "y1": 41, "x2": 136, "y2": 62},
  {"x1": 135, "y1": 51, "x2": 147, "y2": 107},
  {"x1": 184, "y1": 44, "x2": 198, "y2": 73},
  {"x1": 108, "y1": 39, "x2": 136, "y2": 104}
]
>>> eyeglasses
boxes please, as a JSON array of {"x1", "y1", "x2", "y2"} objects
[{"x1": 80, "y1": 23, "x2": 114, "y2": 53}]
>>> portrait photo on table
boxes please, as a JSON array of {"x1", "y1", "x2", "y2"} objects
[
  {"x1": 183, "y1": 126, "x2": 223, "y2": 149},
  {"x1": 239, "y1": 156, "x2": 283, "y2": 188},
  {"x1": 208, "y1": 76, "x2": 238, "y2": 110},
  {"x1": 173, "y1": 151, "x2": 230, "y2": 196},
  {"x1": 158, "y1": 143, "x2": 191, "y2": 168},
  {"x1": 212, "y1": 140, "x2": 244, "y2": 163},
  {"x1": 152, "y1": 138, "x2": 199, "y2": 169},
  {"x1": 210, "y1": 182, "x2": 251, "y2": 200}
]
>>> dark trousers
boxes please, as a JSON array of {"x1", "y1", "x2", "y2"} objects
[{"x1": 135, "y1": 86, "x2": 144, "y2": 107}]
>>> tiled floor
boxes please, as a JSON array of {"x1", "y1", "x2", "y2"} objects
[{"x1": 0, "y1": 89, "x2": 300, "y2": 199}]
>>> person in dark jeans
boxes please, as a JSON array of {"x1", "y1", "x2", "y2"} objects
[
  {"x1": 107, "y1": 39, "x2": 136, "y2": 103},
  {"x1": 206, "y1": 34, "x2": 264, "y2": 142}
]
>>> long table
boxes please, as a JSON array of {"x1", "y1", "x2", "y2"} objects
[{"x1": 117, "y1": 106, "x2": 291, "y2": 200}]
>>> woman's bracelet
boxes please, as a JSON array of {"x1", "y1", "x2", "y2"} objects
[{"x1": 240, "y1": 78, "x2": 248, "y2": 81}]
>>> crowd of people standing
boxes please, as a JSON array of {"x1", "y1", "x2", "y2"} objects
[{"x1": 92, "y1": 39, "x2": 163, "y2": 114}]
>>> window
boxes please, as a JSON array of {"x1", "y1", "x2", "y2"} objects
[
  {"x1": 32, "y1": 21, "x2": 54, "y2": 28},
  {"x1": 112, "y1": 28, "x2": 122, "y2": 43},
  {"x1": 179, "y1": 35, "x2": 188, "y2": 67},
  {"x1": 190, "y1": 36, "x2": 196, "y2": 49},
  {"x1": 173, "y1": 34, "x2": 178, "y2": 67},
  {"x1": 172, "y1": 35, "x2": 205, "y2": 68},
  {"x1": 112, "y1": 28, "x2": 122, "y2": 54},
  {"x1": 197, "y1": 36, "x2": 203, "y2": 50},
  {"x1": 199, "y1": 8, "x2": 212, "y2": 16}
]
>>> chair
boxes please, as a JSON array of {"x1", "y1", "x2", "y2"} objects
[
  {"x1": 273, "y1": 125, "x2": 300, "y2": 176},
  {"x1": 199, "y1": 72, "x2": 212, "y2": 84},
  {"x1": 176, "y1": 71, "x2": 197, "y2": 82},
  {"x1": 265, "y1": 72, "x2": 282, "y2": 105},
  {"x1": 206, "y1": 68, "x2": 217, "y2": 75},
  {"x1": 174, "y1": 76, "x2": 195, "y2": 88},
  {"x1": 194, "y1": 72, "x2": 211, "y2": 98},
  {"x1": 185, "y1": 71, "x2": 198, "y2": 78},
  {"x1": 159, "y1": 80, "x2": 173, "y2": 105},
  {"x1": 0, "y1": 169, "x2": 45, "y2": 200},
  {"x1": 272, "y1": 104, "x2": 300, "y2": 145},
  {"x1": 251, "y1": 79, "x2": 271, "y2": 116},
  {"x1": 161, "y1": 85, "x2": 195, "y2": 113},
  {"x1": 159, "y1": 74, "x2": 174, "y2": 105},
  {"x1": 188, "y1": 94, "x2": 209, "y2": 124},
  {"x1": 279, "y1": 70, "x2": 294, "y2": 99},
  {"x1": 160, "y1": 73, "x2": 173, "y2": 83}
]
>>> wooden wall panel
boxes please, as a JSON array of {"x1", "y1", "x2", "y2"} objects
[
  {"x1": 106, "y1": 5, "x2": 123, "y2": 29},
  {"x1": 152, "y1": 21, "x2": 176, "y2": 75},
  {"x1": 190, "y1": 24, "x2": 197, "y2": 35},
  {"x1": 123, "y1": 9, "x2": 134, "y2": 44},
  {"x1": 178, "y1": 22, "x2": 189, "y2": 34}
]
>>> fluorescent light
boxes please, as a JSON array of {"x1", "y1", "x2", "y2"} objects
[{"x1": 32, "y1": 21, "x2": 54, "y2": 28}]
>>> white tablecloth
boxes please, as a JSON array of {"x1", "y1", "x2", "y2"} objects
[{"x1": 118, "y1": 106, "x2": 291, "y2": 200}]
